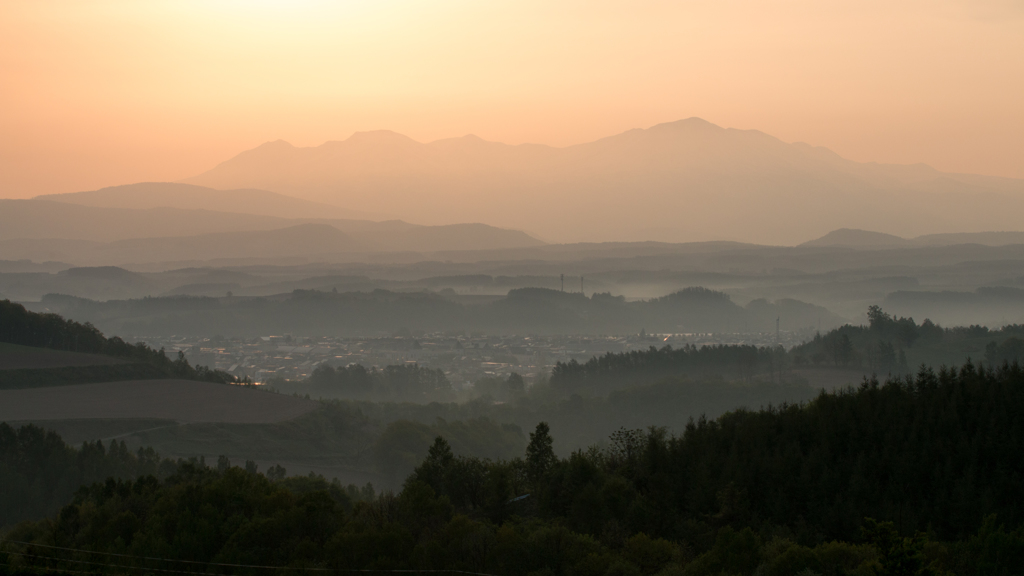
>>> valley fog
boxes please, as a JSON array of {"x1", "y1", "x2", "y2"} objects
[{"x1": 3, "y1": 1, "x2": 1024, "y2": 571}]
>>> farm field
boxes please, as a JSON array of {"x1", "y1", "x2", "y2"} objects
[
  {"x1": 0, "y1": 379, "x2": 316, "y2": 423},
  {"x1": 0, "y1": 342, "x2": 129, "y2": 370}
]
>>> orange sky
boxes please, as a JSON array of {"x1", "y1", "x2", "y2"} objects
[{"x1": 2, "y1": 0, "x2": 1022, "y2": 199}]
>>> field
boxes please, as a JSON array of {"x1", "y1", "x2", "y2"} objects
[
  {"x1": 0, "y1": 342, "x2": 129, "y2": 370},
  {"x1": 0, "y1": 379, "x2": 316, "y2": 423}
]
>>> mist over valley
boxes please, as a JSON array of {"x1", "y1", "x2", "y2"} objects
[{"x1": 4, "y1": 2, "x2": 1024, "y2": 568}]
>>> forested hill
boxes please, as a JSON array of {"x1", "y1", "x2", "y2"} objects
[
  {"x1": 0, "y1": 300, "x2": 242, "y2": 386},
  {"x1": 551, "y1": 344, "x2": 785, "y2": 394},
  {"x1": 6, "y1": 363, "x2": 1024, "y2": 575},
  {"x1": 544, "y1": 305, "x2": 1024, "y2": 397},
  {"x1": 790, "y1": 305, "x2": 1024, "y2": 374},
  {"x1": 0, "y1": 422, "x2": 373, "y2": 530},
  {"x1": 0, "y1": 424, "x2": 176, "y2": 527},
  {"x1": 32, "y1": 286, "x2": 841, "y2": 337}
]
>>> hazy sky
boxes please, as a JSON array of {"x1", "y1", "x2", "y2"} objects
[{"x1": 2, "y1": 0, "x2": 1022, "y2": 198}]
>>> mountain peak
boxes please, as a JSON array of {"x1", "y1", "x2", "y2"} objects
[
  {"x1": 183, "y1": 121, "x2": 1024, "y2": 245},
  {"x1": 650, "y1": 117, "x2": 721, "y2": 131},
  {"x1": 343, "y1": 130, "x2": 418, "y2": 145},
  {"x1": 256, "y1": 139, "x2": 295, "y2": 150},
  {"x1": 801, "y1": 228, "x2": 911, "y2": 248}
]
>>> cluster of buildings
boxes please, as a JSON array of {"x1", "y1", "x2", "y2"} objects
[{"x1": 143, "y1": 331, "x2": 804, "y2": 389}]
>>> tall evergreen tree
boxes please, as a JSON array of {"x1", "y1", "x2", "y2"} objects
[{"x1": 526, "y1": 422, "x2": 556, "y2": 487}]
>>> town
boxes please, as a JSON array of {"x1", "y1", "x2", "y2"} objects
[{"x1": 155, "y1": 330, "x2": 812, "y2": 389}]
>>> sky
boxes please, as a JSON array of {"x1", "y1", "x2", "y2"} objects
[{"x1": 1, "y1": 0, "x2": 1022, "y2": 199}]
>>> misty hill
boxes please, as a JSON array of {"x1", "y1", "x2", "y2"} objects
[
  {"x1": 32, "y1": 286, "x2": 843, "y2": 338},
  {"x1": 184, "y1": 118, "x2": 1024, "y2": 244},
  {"x1": 0, "y1": 200, "x2": 291, "y2": 243},
  {"x1": 35, "y1": 182, "x2": 383, "y2": 221},
  {"x1": 7, "y1": 239, "x2": 1024, "y2": 324},
  {"x1": 802, "y1": 228, "x2": 1024, "y2": 249},
  {"x1": 884, "y1": 286, "x2": 1024, "y2": 328},
  {"x1": 93, "y1": 224, "x2": 363, "y2": 263},
  {"x1": 915, "y1": 231, "x2": 1024, "y2": 246},
  {"x1": 0, "y1": 201, "x2": 542, "y2": 264},
  {"x1": 326, "y1": 221, "x2": 545, "y2": 253},
  {"x1": 800, "y1": 228, "x2": 911, "y2": 248}
]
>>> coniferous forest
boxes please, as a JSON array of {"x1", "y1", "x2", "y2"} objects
[
  {"x1": 5, "y1": 363, "x2": 1024, "y2": 575},
  {"x1": 6, "y1": 3, "x2": 1024, "y2": 575},
  {"x1": 5, "y1": 304, "x2": 1024, "y2": 574}
]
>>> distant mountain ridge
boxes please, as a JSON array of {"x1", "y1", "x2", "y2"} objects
[
  {"x1": 802, "y1": 228, "x2": 1024, "y2": 248},
  {"x1": 184, "y1": 118, "x2": 1024, "y2": 244},
  {"x1": 0, "y1": 200, "x2": 543, "y2": 266}
]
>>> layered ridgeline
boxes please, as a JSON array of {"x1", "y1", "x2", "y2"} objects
[
  {"x1": 5, "y1": 364, "x2": 1024, "y2": 575},
  {"x1": 185, "y1": 118, "x2": 1024, "y2": 244},
  {"x1": 33, "y1": 287, "x2": 842, "y2": 336},
  {"x1": 33, "y1": 182, "x2": 379, "y2": 221},
  {"x1": 6, "y1": 237, "x2": 1024, "y2": 328},
  {"x1": 0, "y1": 183, "x2": 543, "y2": 266}
]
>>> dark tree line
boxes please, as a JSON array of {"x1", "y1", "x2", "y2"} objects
[
  {"x1": 305, "y1": 363, "x2": 451, "y2": 401},
  {"x1": 548, "y1": 306, "x2": 1024, "y2": 391},
  {"x1": 551, "y1": 344, "x2": 786, "y2": 394},
  {"x1": 0, "y1": 300, "x2": 244, "y2": 385},
  {"x1": 7, "y1": 362, "x2": 1024, "y2": 574},
  {"x1": 0, "y1": 423, "x2": 178, "y2": 528},
  {"x1": 792, "y1": 305, "x2": 1024, "y2": 375},
  {"x1": 0, "y1": 422, "x2": 374, "y2": 531},
  {"x1": 986, "y1": 337, "x2": 1024, "y2": 366},
  {"x1": 414, "y1": 363, "x2": 1024, "y2": 545}
]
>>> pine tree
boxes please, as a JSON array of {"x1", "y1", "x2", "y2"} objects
[{"x1": 526, "y1": 422, "x2": 556, "y2": 487}]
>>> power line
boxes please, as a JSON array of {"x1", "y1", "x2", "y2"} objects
[
  {"x1": 2, "y1": 541, "x2": 500, "y2": 576},
  {"x1": 0, "y1": 559, "x2": 94, "y2": 576},
  {"x1": 5, "y1": 550, "x2": 202, "y2": 576}
]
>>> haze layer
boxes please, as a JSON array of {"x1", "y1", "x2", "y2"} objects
[{"x1": 2, "y1": 0, "x2": 1023, "y2": 199}]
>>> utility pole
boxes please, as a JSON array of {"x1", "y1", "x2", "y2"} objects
[
  {"x1": 580, "y1": 276, "x2": 584, "y2": 295},
  {"x1": 776, "y1": 317, "x2": 780, "y2": 344},
  {"x1": 561, "y1": 274, "x2": 564, "y2": 292}
]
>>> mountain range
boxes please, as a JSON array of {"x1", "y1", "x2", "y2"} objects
[
  {"x1": 5, "y1": 118, "x2": 1024, "y2": 269},
  {"x1": 184, "y1": 118, "x2": 1024, "y2": 245}
]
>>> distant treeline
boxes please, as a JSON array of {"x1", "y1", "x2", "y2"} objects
[
  {"x1": 302, "y1": 363, "x2": 452, "y2": 402},
  {"x1": 885, "y1": 285, "x2": 1024, "y2": 328},
  {"x1": 372, "y1": 417, "x2": 526, "y2": 481},
  {"x1": 6, "y1": 363, "x2": 1024, "y2": 575},
  {"x1": 33, "y1": 286, "x2": 842, "y2": 337},
  {"x1": 551, "y1": 344, "x2": 785, "y2": 393},
  {"x1": 544, "y1": 306, "x2": 1024, "y2": 394},
  {"x1": 0, "y1": 300, "x2": 243, "y2": 385},
  {"x1": 791, "y1": 305, "x2": 1024, "y2": 374},
  {"x1": 274, "y1": 373, "x2": 818, "y2": 474}
]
